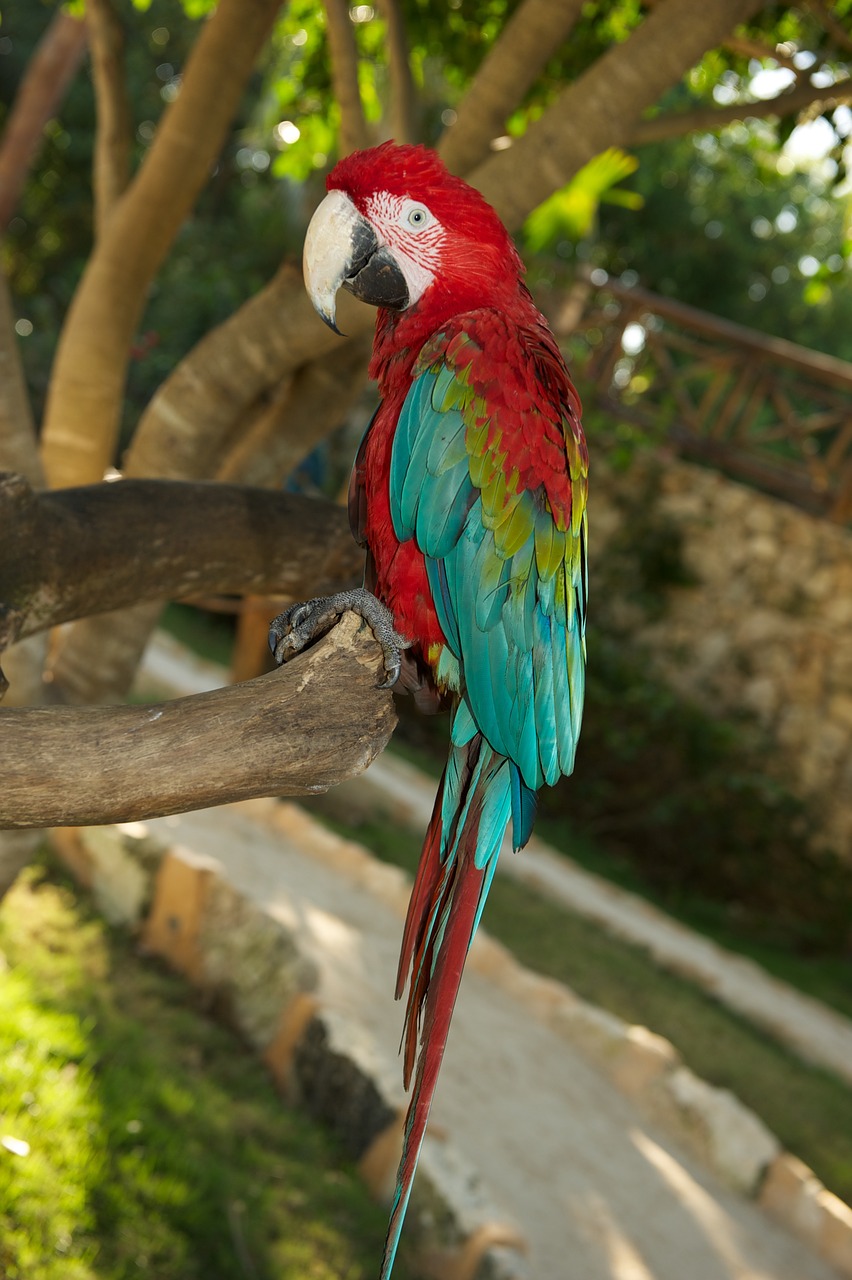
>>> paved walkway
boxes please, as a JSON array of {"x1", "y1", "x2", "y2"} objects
[
  {"x1": 338, "y1": 751, "x2": 852, "y2": 1089},
  {"x1": 136, "y1": 631, "x2": 852, "y2": 1276},
  {"x1": 146, "y1": 801, "x2": 839, "y2": 1280},
  {"x1": 141, "y1": 629, "x2": 852, "y2": 1089}
]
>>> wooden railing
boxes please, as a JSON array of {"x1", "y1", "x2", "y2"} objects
[{"x1": 551, "y1": 269, "x2": 852, "y2": 522}]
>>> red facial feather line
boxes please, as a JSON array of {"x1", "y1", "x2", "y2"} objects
[{"x1": 363, "y1": 191, "x2": 447, "y2": 274}]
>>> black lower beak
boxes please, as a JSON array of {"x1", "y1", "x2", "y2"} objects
[{"x1": 344, "y1": 220, "x2": 410, "y2": 312}]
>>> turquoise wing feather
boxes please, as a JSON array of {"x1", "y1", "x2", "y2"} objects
[{"x1": 389, "y1": 334, "x2": 587, "y2": 836}]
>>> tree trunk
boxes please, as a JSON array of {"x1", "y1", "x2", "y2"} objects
[
  {"x1": 323, "y1": 0, "x2": 372, "y2": 155},
  {"x1": 438, "y1": 0, "x2": 585, "y2": 176},
  {"x1": 39, "y1": 0, "x2": 285, "y2": 490},
  {"x1": 0, "y1": 271, "x2": 41, "y2": 486},
  {"x1": 87, "y1": 0, "x2": 133, "y2": 237},
  {"x1": 375, "y1": 0, "x2": 416, "y2": 144},
  {"x1": 46, "y1": 601, "x2": 165, "y2": 706},
  {"x1": 123, "y1": 269, "x2": 373, "y2": 481},
  {"x1": 0, "y1": 831, "x2": 42, "y2": 897},
  {"x1": 0, "y1": 11, "x2": 88, "y2": 231},
  {"x1": 470, "y1": 0, "x2": 767, "y2": 231},
  {"x1": 217, "y1": 336, "x2": 371, "y2": 487}
]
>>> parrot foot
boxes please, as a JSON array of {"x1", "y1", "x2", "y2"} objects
[{"x1": 268, "y1": 588, "x2": 412, "y2": 689}]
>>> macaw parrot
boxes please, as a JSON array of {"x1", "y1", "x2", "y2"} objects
[{"x1": 270, "y1": 141, "x2": 587, "y2": 1279}]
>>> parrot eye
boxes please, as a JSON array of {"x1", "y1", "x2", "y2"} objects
[{"x1": 402, "y1": 203, "x2": 432, "y2": 231}]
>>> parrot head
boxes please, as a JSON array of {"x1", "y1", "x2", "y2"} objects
[{"x1": 303, "y1": 141, "x2": 524, "y2": 334}]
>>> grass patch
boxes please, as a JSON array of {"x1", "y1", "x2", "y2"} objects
[
  {"x1": 315, "y1": 809, "x2": 852, "y2": 1209},
  {"x1": 0, "y1": 861, "x2": 407, "y2": 1280}
]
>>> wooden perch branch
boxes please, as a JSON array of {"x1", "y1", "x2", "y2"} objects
[
  {"x1": 0, "y1": 613, "x2": 397, "y2": 829},
  {"x1": 0, "y1": 473, "x2": 361, "y2": 661}
]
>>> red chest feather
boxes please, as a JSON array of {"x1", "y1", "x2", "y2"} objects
[{"x1": 360, "y1": 394, "x2": 446, "y2": 656}]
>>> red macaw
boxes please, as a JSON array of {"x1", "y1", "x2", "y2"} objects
[{"x1": 270, "y1": 142, "x2": 587, "y2": 1279}]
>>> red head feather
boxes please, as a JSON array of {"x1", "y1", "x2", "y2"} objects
[
  {"x1": 328, "y1": 142, "x2": 514, "y2": 258},
  {"x1": 327, "y1": 142, "x2": 527, "y2": 357}
]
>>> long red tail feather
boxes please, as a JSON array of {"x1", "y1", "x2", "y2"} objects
[{"x1": 380, "y1": 734, "x2": 507, "y2": 1280}]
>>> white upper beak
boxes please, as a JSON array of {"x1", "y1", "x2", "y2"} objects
[{"x1": 302, "y1": 189, "x2": 364, "y2": 333}]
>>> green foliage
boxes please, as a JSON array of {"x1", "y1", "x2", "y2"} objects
[
  {"x1": 0, "y1": 864, "x2": 406, "y2": 1280},
  {"x1": 590, "y1": 123, "x2": 852, "y2": 359},
  {"x1": 523, "y1": 149, "x2": 641, "y2": 250}
]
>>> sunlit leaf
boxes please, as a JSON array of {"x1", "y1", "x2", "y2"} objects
[
  {"x1": 523, "y1": 148, "x2": 641, "y2": 251},
  {"x1": 803, "y1": 278, "x2": 831, "y2": 305}
]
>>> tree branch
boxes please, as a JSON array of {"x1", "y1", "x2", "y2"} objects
[
  {"x1": 39, "y1": 0, "x2": 285, "y2": 490},
  {"x1": 803, "y1": 0, "x2": 852, "y2": 57},
  {"x1": 374, "y1": 0, "x2": 417, "y2": 144},
  {"x1": 0, "y1": 613, "x2": 397, "y2": 829},
  {"x1": 123, "y1": 265, "x2": 373, "y2": 482},
  {"x1": 0, "y1": 10, "x2": 88, "y2": 231},
  {"x1": 216, "y1": 335, "x2": 371, "y2": 486},
  {"x1": 323, "y1": 0, "x2": 371, "y2": 155},
  {"x1": 47, "y1": 284, "x2": 372, "y2": 708},
  {"x1": 0, "y1": 473, "x2": 361, "y2": 662},
  {"x1": 628, "y1": 76, "x2": 852, "y2": 146},
  {"x1": 86, "y1": 0, "x2": 133, "y2": 236},
  {"x1": 469, "y1": 0, "x2": 766, "y2": 231},
  {"x1": 438, "y1": 0, "x2": 585, "y2": 177},
  {"x1": 722, "y1": 34, "x2": 798, "y2": 71}
]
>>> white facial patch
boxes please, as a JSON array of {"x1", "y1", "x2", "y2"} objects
[{"x1": 363, "y1": 191, "x2": 446, "y2": 307}]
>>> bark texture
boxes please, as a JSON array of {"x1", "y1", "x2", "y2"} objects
[
  {"x1": 470, "y1": 0, "x2": 767, "y2": 230},
  {"x1": 0, "y1": 614, "x2": 396, "y2": 829},
  {"x1": 0, "y1": 473, "x2": 359, "y2": 658},
  {"x1": 39, "y1": 0, "x2": 285, "y2": 489},
  {"x1": 375, "y1": 0, "x2": 416, "y2": 144},
  {"x1": 45, "y1": 601, "x2": 166, "y2": 707},
  {"x1": 217, "y1": 336, "x2": 371, "y2": 486}
]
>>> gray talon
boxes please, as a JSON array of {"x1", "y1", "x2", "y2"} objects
[{"x1": 268, "y1": 588, "x2": 411, "y2": 687}]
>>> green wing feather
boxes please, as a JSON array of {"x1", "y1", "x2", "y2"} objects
[{"x1": 389, "y1": 333, "x2": 587, "y2": 808}]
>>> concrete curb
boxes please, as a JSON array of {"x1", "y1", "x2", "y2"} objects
[{"x1": 50, "y1": 806, "x2": 852, "y2": 1280}]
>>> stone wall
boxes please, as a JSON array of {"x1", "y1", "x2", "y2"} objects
[{"x1": 589, "y1": 452, "x2": 852, "y2": 856}]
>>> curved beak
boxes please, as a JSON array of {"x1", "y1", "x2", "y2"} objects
[{"x1": 303, "y1": 189, "x2": 409, "y2": 334}]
